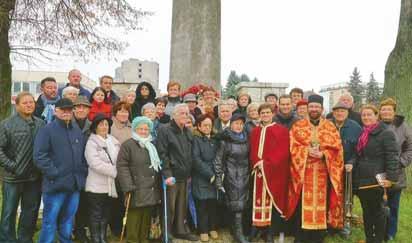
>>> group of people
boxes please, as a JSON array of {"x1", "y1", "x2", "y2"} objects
[{"x1": 0, "y1": 69, "x2": 411, "y2": 243}]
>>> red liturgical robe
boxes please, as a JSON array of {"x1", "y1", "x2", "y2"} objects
[
  {"x1": 250, "y1": 123, "x2": 290, "y2": 227},
  {"x1": 287, "y1": 118, "x2": 344, "y2": 229}
]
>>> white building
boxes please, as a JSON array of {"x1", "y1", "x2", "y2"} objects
[
  {"x1": 114, "y1": 58, "x2": 160, "y2": 95},
  {"x1": 11, "y1": 70, "x2": 96, "y2": 103},
  {"x1": 236, "y1": 82, "x2": 289, "y2": 103}
]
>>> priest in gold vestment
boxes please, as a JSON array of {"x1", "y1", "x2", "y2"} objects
[{"x1": 287, "y1": 94, "x2": 344, "y2": 243}]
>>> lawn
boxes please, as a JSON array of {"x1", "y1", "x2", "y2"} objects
[{"x1": 1, "y1": 185, "x2": 411, "y2": 243}]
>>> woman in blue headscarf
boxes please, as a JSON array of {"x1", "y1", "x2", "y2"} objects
[{"x1": 116, "y1": 116, "x2": 162, "y2": 243}]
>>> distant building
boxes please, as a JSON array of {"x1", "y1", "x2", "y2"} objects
[
  {"x1": 319, "y1": 82, "x2": 384, "y2": 113},
  {"x1": 114, "y1": 58, "x2": 160, "y2": 96},
  {"x1": 319, "y1": 82, "x2": 349, "y2": 113},
  {"x1": 236, "y1": 82, "x2": 289, "y2": 103},
  {"x1": 11, "y1": 70, "x2": 96, "y2": 104}
]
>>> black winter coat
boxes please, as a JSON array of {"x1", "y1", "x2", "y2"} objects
[
  {"x1": 353, "y1": 122, "x2": 400, "y2": 189},
  {"x1": 191, "y1": 130, "x2": 219, "y2": 200},
  {"x1": 214, "y1": 129, "x2": 250, "y2": 212},
  {"x1": 273, "y1": 113, "x2": 299, "y2": 130},
  {"x1": 157, "y1": 120, "x2": 193, "y2": 182}
]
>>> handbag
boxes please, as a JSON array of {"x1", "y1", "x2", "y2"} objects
[{"x1": 148, "y1": 206, "x2": 162, "y2": 240}]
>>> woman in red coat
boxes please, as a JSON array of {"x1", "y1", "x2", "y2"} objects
[{"x1": 88, "y1": 87, "x2": 112, "y2": 121}]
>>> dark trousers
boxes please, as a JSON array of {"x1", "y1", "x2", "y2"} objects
[
  {"x1": 87, "y1": 192, "x2": 112, "y2": 227},
  {"x1": 357, "y1": 188, "x2": 385, "y2": 243},
  {"x1": 0, "y1": 180, "x2": 41, "y2": 243},
  {"x1": 74, "y1": 190, "x2": 89, "y2": 235},
  {"x1": 166, "y1": 181, "x2": 190, "y2": 235},
  {"x1": 386, "y1": 190, "x2": 401, "y2": 239},
  {"x1": 109, "y1": 182, "x2": 125, "y2": 236},
  {"x1": 294, "y1": 201, "x2": 325, "y2": 243},
  {"x1": 195, "y1": 199, "x2": 218, "y2": 234}
]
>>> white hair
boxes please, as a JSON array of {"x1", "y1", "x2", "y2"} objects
[
  {"x1": 218, "y1": 100, "x2": 232, "y2": 113},
  {"x1": 172, "y1": 103, "x2": 189, "y2": 119},
  {"x1": 62, "y1": 86, "x2": 79, "y2": 97}
]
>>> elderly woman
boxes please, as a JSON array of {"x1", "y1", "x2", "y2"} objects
[
  {"x1": 245, "y1": 102, "x2": 260, "y2": 135},
  {"x1": 85, "y1": 113, "x2": 120, "y2": 243},
  {"x1": 214, "y1": 113, "x2": 250, "y2": 243},
  {"x1": 353, "y1": 105, "x2": 399, "y2": 243},
  {"x1": 142, "y1": 102, "x2": 159, "y2": 142},
  {"x1": 62, "y1": 86, "x2": 79, "y2": 103},
  {"x1": 116, "y1": 116, "x2": 162, "y2": 243},
  {"x1": 192, "y1": 114, "x2": 219, "y2": 242},
  {"x1": 111, "y1": 101, "x2": 132, "y2": 144},
  {"x1": 379, "y1": 98, "x2": 412, "y2": 241}
]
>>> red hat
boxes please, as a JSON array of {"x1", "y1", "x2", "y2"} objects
[{"x1": 296, "y1": 99, "x2": 308, "y2": 107}]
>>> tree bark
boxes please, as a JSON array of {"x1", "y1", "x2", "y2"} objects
[
  {"x1": 0, "y1": 0, "x2": 14, "y2": 121},
  {"x1": 384, "y1": 0, "x2": 412, "y2": 123}
]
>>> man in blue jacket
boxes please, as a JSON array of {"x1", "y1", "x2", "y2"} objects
[
  {"x1": 34, "y1": 98, "x2": 88, "y2": 243},
  {"x1": 58, "y1": 69, "x2": 91, "y2": 99},
  {"x1": 330, "y1": 101, "x2": 362, "y2": 238}
]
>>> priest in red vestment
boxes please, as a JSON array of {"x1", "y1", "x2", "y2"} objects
[
  {"x1": 250, "y1": 103, "x2": 290, "y2": 243},
  {"x1": 287, "y1": 94, "x2": 344, "y2": 243}
]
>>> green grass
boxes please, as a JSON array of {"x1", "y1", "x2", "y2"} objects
[{"x1": 1, "y1": 184, "x2": 411, "y2": 243}]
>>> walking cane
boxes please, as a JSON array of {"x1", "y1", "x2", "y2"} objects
[
  {"x1": 120, "y1": 192, "x2": 131, "y2": 242},
  {"x1": 162, "y1": 177, "x2": 169, "y2": 243}
]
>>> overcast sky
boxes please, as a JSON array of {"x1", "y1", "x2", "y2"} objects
[{"x1": 14, "y1": 0, "x2": 401, "y2": 92}]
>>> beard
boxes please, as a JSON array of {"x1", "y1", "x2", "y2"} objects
[{"x1": 309, "y1": 111, "x2": 322, "y2": 120}]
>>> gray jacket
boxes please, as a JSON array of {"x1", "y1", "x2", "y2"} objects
[
  {"x1": 0, "y1": 114, "x2": 44, "y2": 183},
  {"x1": 387, "y1": 116, "x2": 412, "y2": 189}
]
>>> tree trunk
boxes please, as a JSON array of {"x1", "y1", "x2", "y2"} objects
[
  {"x1": 384, "y1": 0, "x2": 412, "y2": 123},
  {"x1": 384, "y1": 0, "x2": 412, "y2": 188},
  {"x1": 0, "y1": 1, "x2": 14, "y2": 122}
]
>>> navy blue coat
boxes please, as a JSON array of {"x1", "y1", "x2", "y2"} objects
[
  {"x1": 331, "y1": 118, "x2": 362, "y2": 164},
  {"x1": 34, "y1": 118, "x2": 88, "y2": 193}
]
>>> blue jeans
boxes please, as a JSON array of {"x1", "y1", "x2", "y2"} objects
[
  {"x1": 386, "y1": 190, "x2": 402, "y2": 238},
  {"x1": 38, "y1": 191, "x2": 80, "y2": 243},
  {"x1": 0, "y1": 180, "x2": 41, "y2": 243}
]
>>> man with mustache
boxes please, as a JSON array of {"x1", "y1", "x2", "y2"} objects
[{"x1": 287, "y1": 94, "x2": 344, "y2": 243}]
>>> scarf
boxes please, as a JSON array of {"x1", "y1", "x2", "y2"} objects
[
  {"x1": 97, "y1": 135, "x2": 118, "y2": 198},
  {"x1": 131, "y1": 117, "x2": 162, "y2": 172},
  {"x1": 356, "y1": 123, "x2": 379, "y2": 154},
  {"x1": 41, "y1": 95, "x2": 60, "y2": 124}
]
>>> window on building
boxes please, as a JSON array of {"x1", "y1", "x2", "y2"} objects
[
  {"x1": 22, "y1": 82, "x2": 30, "y2": 92},
  {"x1": 139, "y1": 63, "x2": 142, "y2": 67},
  {"x1": 13, "y1": 82, "x2": 21, "y2": 93},
  {"x1": 36, "y1": 83, "x2": 41, "y2": 94},
  {"x1": 138, "y1": 74, "x2": 142, "y2": 78},
  {"x1": 139, "y1": 69, "x2": 142, "y2": 73}
]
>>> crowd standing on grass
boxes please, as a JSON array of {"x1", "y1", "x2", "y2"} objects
[{"x1": 0, "y1": 69, "x2": 411, "y2": 243}]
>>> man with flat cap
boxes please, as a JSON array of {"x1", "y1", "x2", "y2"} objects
[
  {"x1": 330, "y1": 101, "x2": 361, "y2": 238},
  {"x1": 34, "y1": 98, "x2": 88, "y2": 243},
  {"x1": 287, "y1": 95, "x2": 344, "y2": 243}
]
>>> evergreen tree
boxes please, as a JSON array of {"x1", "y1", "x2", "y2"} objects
[
  {"x1": 347, "y1": 67, "x2": 364, "y2": 111},
  {"x1": 223, "y1": 70, "x2": 241, "y2": 98},
  {"x1": 240, "y1": 74, "x2": 250, "y2": 82},
  {"x1": 366, "y1": 73, "x2": 382, "y2": 105},
  {"x1": 223, "y1": 71, "x2": 257, "y2": 98}
]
